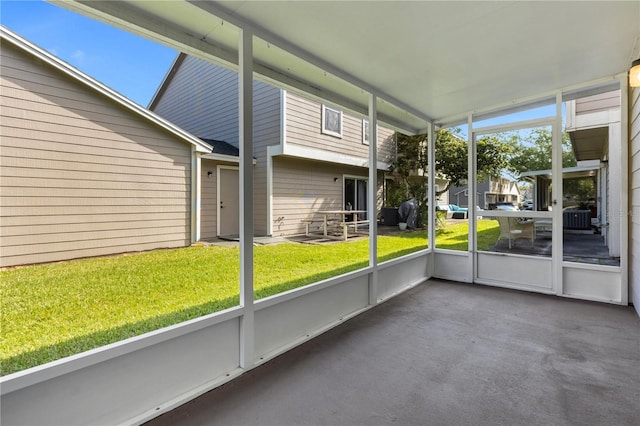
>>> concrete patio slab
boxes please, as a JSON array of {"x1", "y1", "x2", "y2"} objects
[{"x1": 147, "y1": 279, "x2": 639, "y2": 426}]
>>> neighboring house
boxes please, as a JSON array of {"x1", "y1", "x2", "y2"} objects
[
  {"x1": 448, "y1": 176, "x2": 520, "y2": 209},
  {"x1": 565, "y1": 90, "x2": 621, "y2": 257},
  {"x1": 150, "y1": 53, "x2": 396, "y2": 238},
  {"x1": 519, "y1": 90, "x2": 621, "y2": 258},
  {"x1": 0, "y1": 27, "x2": 221, "y2": 268}
]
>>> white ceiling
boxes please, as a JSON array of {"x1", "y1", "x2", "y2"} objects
[{"x1": 56, "y1": 1, "x2": 640, "y2": 133}]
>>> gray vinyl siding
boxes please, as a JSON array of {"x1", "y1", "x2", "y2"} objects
[
  {"x1": 378, "y1": 128, "x2": 396, "y2": 165},
  {"x1": 152, "y1": 56, "x2": 240, "y2": 145},
  {"x1": 284, "y1": 92, "x2": 396, "y2": 165},
  {"x1": 272, "y1": 156, "x2": 383, "y2": 236},
  {"x1": 0, "y1": 43, "x2": 192, "y2": 267},
  {"x1": 252, "y1": 85, "x2": 281, "y2": 235},
  {"x1": 629, "y1": 85, "x2": 640, "y2": 315},
  {"x1": 575, "y1": 90, "x2": 621, "y2": 115},
  {"x1": 151, "y1": 56, "x2": 281, "y2": 235}
]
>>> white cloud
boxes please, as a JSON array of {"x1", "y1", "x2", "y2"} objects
[{"x1": 71, "y1": 49, "x2": 86, "y2": 63}]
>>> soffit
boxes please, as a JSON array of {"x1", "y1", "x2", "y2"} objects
[
  {"x1": 56, "y1": 1, "x2": 640, "y2": 133},
  {"x1": 570, "y1": 127, "x2": 609, "y2": 162}
]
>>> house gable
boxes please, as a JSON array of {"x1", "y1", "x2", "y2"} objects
[
  {"x1": 0, "y1": 28, "x2": 200, "y2": 267},
  {"x1": 0, "y1": 27, "x2": 212, "y2": 154}
]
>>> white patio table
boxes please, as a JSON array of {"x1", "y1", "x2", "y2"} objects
[{"x1": 318, "y1": 210, "x2": 367, "y2": 240}]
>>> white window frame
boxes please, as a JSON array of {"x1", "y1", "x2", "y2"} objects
[
  {"x1": 322, "y1": 104, "x2": 343, "y2": 138},
  {"x1": 362, "y1": 119, "x2": 369, "y2": 145}
]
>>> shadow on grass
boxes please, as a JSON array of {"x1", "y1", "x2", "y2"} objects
[
  {"x1": 3, "y1": 245, "x2": 429, "y2": 376},
  {"x1": 380, "y1": 230, "x2": 428, "y2": 240}
]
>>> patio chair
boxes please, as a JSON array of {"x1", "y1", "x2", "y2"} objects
[{"x1": 496, "y1": 216, "x2": 535, "y2": 249}]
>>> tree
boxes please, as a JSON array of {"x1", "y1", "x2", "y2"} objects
[
  {"x1": 505, "y1": 128, "x2": 594, "y2": 205},
  {"x1": 437, "y1": 132, "x2": 511, "y2": 195},
  {"x1": 389, "y1": 129, "x2": 511, "y2": 226},
  {"x1": 505, "y1": 128, "x2": 576, "y2": 176}
]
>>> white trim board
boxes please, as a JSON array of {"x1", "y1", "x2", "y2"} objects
[
  {"x1": 202, "y1": 153, "x2": 257, "y2": 164},
  {"x1": 278, "y1": 144, "x2": 390, "y2": 170}
]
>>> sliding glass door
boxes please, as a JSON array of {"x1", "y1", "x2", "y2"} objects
[{"x1": 345, "y1": 176, "x2": 367, "y2": 219}]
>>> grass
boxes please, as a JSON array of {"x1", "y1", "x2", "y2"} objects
[
  {"x1": 435, "y1": 219, "x2": 500, "y2": 251},
  {"x1": 1, "y1": 231, "x2": 427, "y2": 375},
  {"x1": 0, "y1": 222, "x2": 499, "y2": 376}
]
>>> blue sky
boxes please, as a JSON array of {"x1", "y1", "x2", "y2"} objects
[{"x1": 1, "y1": 0, "x2": 178, "y2": 107}]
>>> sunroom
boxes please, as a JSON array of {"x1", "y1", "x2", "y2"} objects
[{"x1": 2, "y1": 2, "x2": 639, "y2": 425}]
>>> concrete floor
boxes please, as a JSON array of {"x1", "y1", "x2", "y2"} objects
[{"x1": 147, "y1": 280, "x2": 640, "y2": 426}]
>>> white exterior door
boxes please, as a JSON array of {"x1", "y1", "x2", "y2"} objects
[{"x1": 218, "y1": 166, "x2": 239, "y2": 236}]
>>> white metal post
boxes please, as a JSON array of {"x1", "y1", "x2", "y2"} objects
[
  {"x1": 368, "y1": 94, "x2": 378, "y2": 305},
  {"x1": 266, "y1": 146, "x2": 274, "y2": 236},
  {"x1": 618, "y1": 74, "x2": 629, "y2": 305},
  {"x1": 552, "y1": 93, "x2": 563, "y2": 295},
  {"x1": 427, "y1": 122, "x2": 435, "y2": 251},
  {"x1": 468, "y1": 114, "x2": 476, "y2": 282},
  {"x1": 238, "y1": 29, "x2": 254, "y2": 369},
  {"x1": 192, "y1": 150, "x2": 201, "y2": 243}
]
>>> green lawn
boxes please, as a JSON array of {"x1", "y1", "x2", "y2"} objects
[
  {"x1": 0, "y1": 221, "x2": 498, "y2": 376},
  {"x1": 436, "y1": 219, "x2": 500, "y2": 251}
]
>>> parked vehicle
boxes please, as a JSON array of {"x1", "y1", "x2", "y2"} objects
[{"x1": 488, "y1": 202, "x2": 518, "y2": 211}]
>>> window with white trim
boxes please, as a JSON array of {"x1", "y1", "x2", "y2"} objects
[{"x1": 322, "y1": 105, "x2": 342, "y2": 138}]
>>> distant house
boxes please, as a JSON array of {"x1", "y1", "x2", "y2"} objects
[
  {"x1": 0, "y1": 27, "x2": 220, "y2": 268},
  {"x1": 448, "y1": 176, "x2": 520, "y2": 209},
  {"x1": 150, "y1": 53, "x2": 397, "y2": 238}
]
